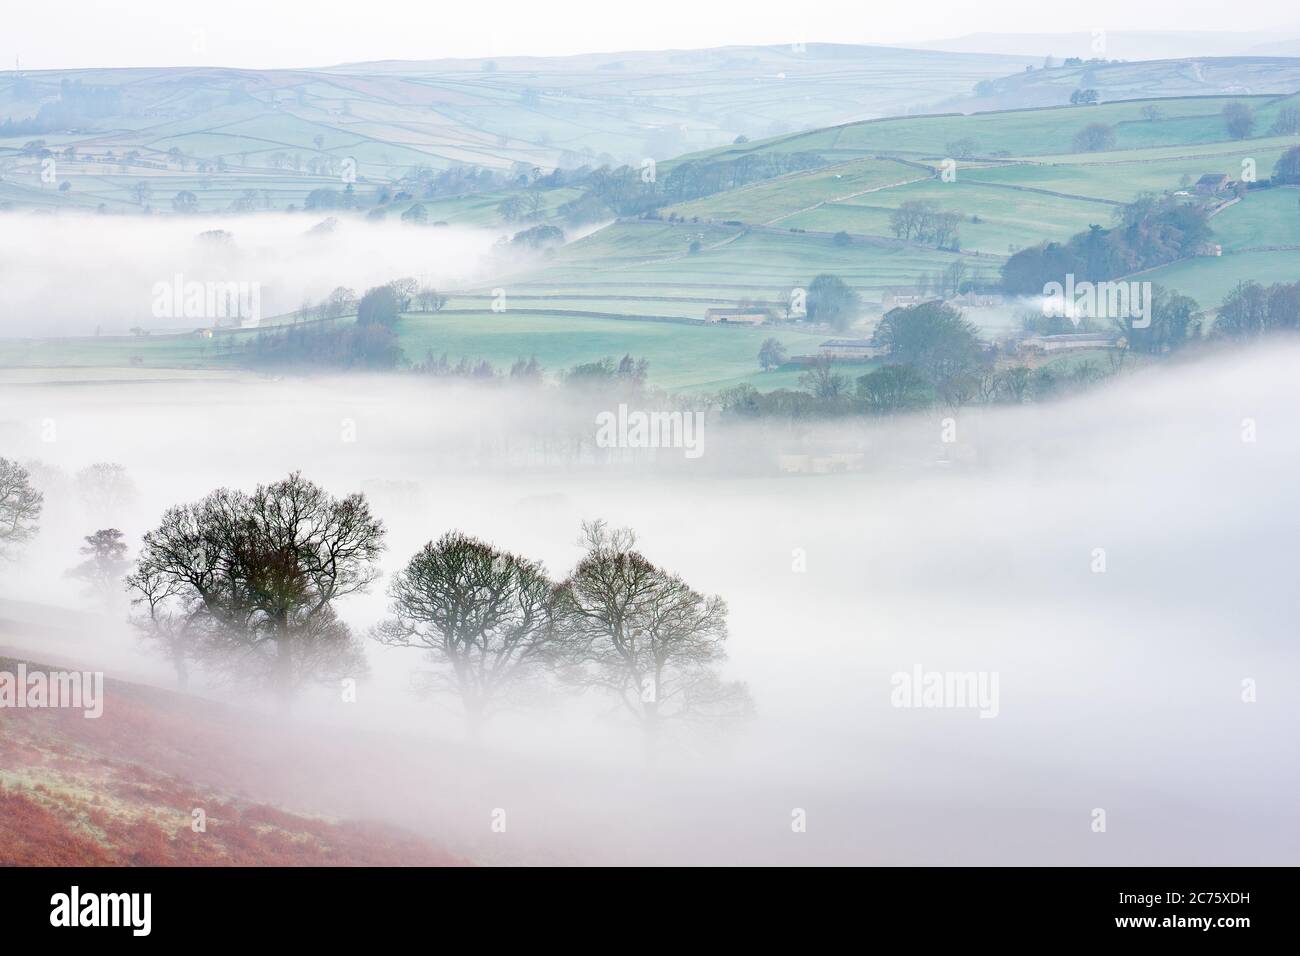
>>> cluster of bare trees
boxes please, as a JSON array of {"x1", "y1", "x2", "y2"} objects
[
  {"x1": 0, "y1": 458, "x2": 43, "y2": 558},
  {"x1": 3, "y1": 461, "x2": 749, "y2": 744},
  {"x1": 296, "y1": 277, "x2": 445, "y2": 325},
  {"x1": 2, "y1": 459, "x2": 133, "y2": 593},
  {"x1": 888, "y1": 200, "x2": 962, "y2": 250},
  {"x1": 377, "y1": 521, "x2": 751, "y2": 743},
  {"x1": 120, "y1": 474, "x2": 750, "y2": 743}
]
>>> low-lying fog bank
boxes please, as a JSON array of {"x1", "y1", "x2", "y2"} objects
[
  {"x1": 1, "y1": 344, "x2": 1296, "y2": 864},
  {"x1": 0, "y1": 213, "x2": 507, "y2": 336}
]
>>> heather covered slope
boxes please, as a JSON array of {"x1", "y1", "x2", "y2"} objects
[{"x1": 0, "y1": 653, "x2": 467, "y2": 866}]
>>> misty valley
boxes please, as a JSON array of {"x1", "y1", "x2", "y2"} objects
[{"x1": 1, "y1": 8, "x2": 1297, "y2": 895}]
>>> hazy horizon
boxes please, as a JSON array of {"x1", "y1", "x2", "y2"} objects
[{"x1": 4, "y1": 4, "x2": 1299, "y2": 71}]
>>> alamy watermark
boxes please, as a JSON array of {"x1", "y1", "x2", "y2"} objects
[
  {"x1": 890, "y1": 664, "x2": 999, "y2": 718},
  {"x1": 1042, "y1": 275, "x2": 1151, "y2": 329},
  {"x1": 595, "y1": 404, "x2": 705, "y2": 459},
  {"x1": 50, "y1": 886, "x2": 150, "y2": 936},
  {"x1": 0, "y1": 663, "x2": 104, "y2": 718},
  {"x1": 152, "y1": 273, "x2": 261, "y2": 327}
]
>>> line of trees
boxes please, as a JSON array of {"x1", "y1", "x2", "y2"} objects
[
  {"x1": 724, "y1": 270, "x2": 1300, "y2": 423},
  {"x1": 721, "y1": 298, "x2": 1137, "y2": 418},
  {"x1": 246, "y1": 280, "x2": 416, "y2": 369},
  {"x1": 578, "y1": 151, "x2": 828, "y2": 218},
  {"x1": 1212, "y1": 280, "x2": 1300, "y2": 338},
  {"x1": 888, "y1": 200, "x2": 962, "y2": 250},
  {"x1": 245, "y1": 318, "x2": 403, "y2": 369},
  {"x1": 1001, "y1": 193, "x2": 1212, "y2": 296},
  {"x1": 112, "y1": 474, "x2": 748, "y2": 745}
]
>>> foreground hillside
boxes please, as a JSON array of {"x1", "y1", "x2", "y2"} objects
[{"x1": 0, "y1": 653, "x2": 466, "y2": 866}]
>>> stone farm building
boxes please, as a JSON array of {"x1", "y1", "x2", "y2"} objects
[
  {"x1": 704, "y1": 307, "x2": 767, "y2": 325},
  {"x1": 1195, "y1": 174, "x2": 1232, "y2": 195},
  {"x1": 819, "y1": 338, "x2": 890, "y2": 360},
  {"x1": 947, "y1": 290, "x2": 1004, "y2": 308},
  {"x1": 1019, "y1": 332, "x2": 1123, "y2": 353},
  {"x1": 881, "y1": 288, "x2": 928, "y2": 310}
]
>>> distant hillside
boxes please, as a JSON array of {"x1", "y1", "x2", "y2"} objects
[
  {"x1": 0, "y1": 43, "x2": 1030, "y2": 196},
  {"x1": 5, "y1": 87, "x2": 1298, "y2": 381},
  {"x1": 912, "y1": 30, "x2": 1300, "y2": 61},
  {"x1": 671, "y1": 91, "x2": 1300, "y2": 163},
  {"x1": 950, "y1": 57, "x2": 1300, "y2": 112}
]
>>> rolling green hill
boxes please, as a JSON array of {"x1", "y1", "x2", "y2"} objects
[
  {"x1": 670, "y1": 93, "x2": 1300, "y2": 164},
  {"x1": 480, "y1": 93, "x2": 1300, "y2": 336},
  {"x1": 953, "y1": 57, "x2": 1300, "y2": 112},
  {"x1": 0, "y1": 44, "x2": 1033, "y2": 213},
  {"x1": 5, "y1": 80, "x2": 1299, "y2": 392}
]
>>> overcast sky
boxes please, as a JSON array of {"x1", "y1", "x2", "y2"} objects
[{"x1": 4, "y1": 0, "x2": 1298, "y2": 71}]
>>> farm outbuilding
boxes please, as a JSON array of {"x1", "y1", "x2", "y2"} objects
[
  {"x1": 1194, "y1": 174, "x2": 1232, "y2": 195},
  {"x1": 704, "y1": 308, "x2": 767, "y2": 325},
  {"x1": 1019, "y1": 332, "x2": 1123, "y2": 353},
  {"x1": 818, "y1": 338, "x2": 889, "y2": 359}
]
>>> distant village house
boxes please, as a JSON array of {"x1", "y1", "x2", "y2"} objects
[{"x1": 1194, "y1": 174, "x2": 1232, "y2": 195}]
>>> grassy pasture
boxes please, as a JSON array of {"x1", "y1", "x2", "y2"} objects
[
  {"x1": 0, "y1": 311, "x2": 831, "y2": 393},
  {"x1": 1207, "y1": 187, "x2": 1300, "y2": 251},
  {"x1": 510, "y1": 222, "x2": 993, "y2": 309},
  {"x1": 780, "y1": 178, "x2": 1110, "y2": 253},
  {"x1": 663, "y1": 157, "x2": 928, "y2": 224},
  {"x1": 6, "y1": 89, "x2": 1299, "y2": 393},
  {"x1": 960, "y1": 147, "x2": 1294, "y2": 203},
  {"x1": 395, "y1": 311, "x2": 826, "y2": 390},
  {"x1": 1142, "y1": 249, "x2": 1300, "y2": 307},
  {"x1": 0, "y1": 44, "x2": 1031, "y2": 211},
  {"x1": 679, "y1": 95, "x2": 1288, "y2": 164}
]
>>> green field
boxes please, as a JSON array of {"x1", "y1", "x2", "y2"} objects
[
  {"x1": 960, "y1": 145, "x2": 1294, "y2": 201},
  {"x1": 395, "y1": 312, "x2": 825, "y2": 390},
  {"x1": 778, "y1": 178, "x2": 1110, "y2": 253},
  {"x1": 0, "y1": 312, "x2": 830, "y2": 393},
  {"x1": 1208, "y1": 187, "x2": 1300, "y2": 251},
  {"x1": 1142, "y1": 250, "x2": 1300, "y2": 306},
  {"x1": 0, "y1": 44, "x2": 1034, "y2": 213},
  {"x1": 676, "y1": 95, "x2": 1293, "y2": 164},
  {"x1": 665, "y1": 157, "x2": 929, "y2": 224},
  {"x1": 492, "y1": 221, "x2": 993, "y2": 313},
  {"x1": 6, "y1": 80, "x2": 1300, "y2": 388}
]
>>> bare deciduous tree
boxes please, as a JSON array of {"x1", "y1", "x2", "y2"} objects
[
  {"x1": 374, "y1": 532, "x2": 559, "y2": 738},
  {"x1": 130, "y1": 472, "x2": 383, "y2": 703},
  {"x1": 0, "y1": 458, "x2": 43, "y2": 556},
  {"x1": 554, "y1": 521, "x2": 752, "y2": 749},
  {"x1": 126, "y1": 556, "x2": 203, "y2": 690}
]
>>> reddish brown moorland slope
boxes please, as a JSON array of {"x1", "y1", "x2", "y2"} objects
[{"x1": 0, "y1": 655, "x2": 466, "y2": 866}]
